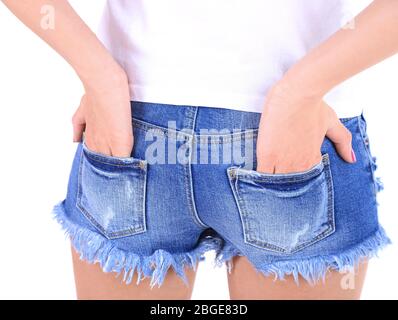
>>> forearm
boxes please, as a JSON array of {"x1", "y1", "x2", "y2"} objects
[
  {"x1": 282, "y1": 0, "x2": 398, "y2": 98},
  {"x1": 1, "y1": 0, "x2": 125, "y2": 88}
]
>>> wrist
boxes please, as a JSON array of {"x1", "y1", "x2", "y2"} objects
[
  {"x1": 269, "y1": 74, "x2": 323, "y2": 111},
  {"x1": 279, "y1": 63, "x2": 330, "y2": 101},
  {"x1": 77, "y1": 57, "x2": 129, "y2": 93}
]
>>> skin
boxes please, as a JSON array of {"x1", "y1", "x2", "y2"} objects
[
  {"x1": 2, "y1": 0, "x2": 397, "y2": 299},
  {"x1": 228, "y1": 257, "x2": 368, "y2": 300},
  {"x1": 71, "y1": 248, "x2": 196, "y2": 300}
]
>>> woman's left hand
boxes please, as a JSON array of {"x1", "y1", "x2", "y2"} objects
[{"x1": 256, "y1": 80, "x2": 356, "y2": 174}]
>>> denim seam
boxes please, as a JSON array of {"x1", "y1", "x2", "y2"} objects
[
  {"x1": 132, "y1": 115, "x2": 355, "y2": 138},
  {"x1": 234, "y1": 154, "x2": 328, "y2": 183},
  {"x1": 84, "y1": 152, "x2": 146, "y2": 168},
  {"x1": 141, "y1": 162, "x2": 148, "y2": 236},
  {"x1": 228, "y1": 155, "x2": 336, "y2": 254},
  {"x1": 132, "y1": 117, "x2": 259, "y2": 144},
  {"x1": 82, "y1": 141, "x2": 146, "y2": 168},
  {"x1": 134, "y1": 113, "x2": 207, "y2": 228},
  {"x1": 76, "y1": 146, "x2": 147, "y2": 239},
  {"x1": 227, "y1": 168, "x2": 250, "y2": 246},
  {"x1": 357, "y1": 113, "x2": 378, "y2": 198},
  {"x1": 193, "y1": 130, "x2": 258, "y2": 144},
  {"x1": 184, "y1": 107, "x2": 208, "y2": 229},
  {"x1": 133, "y1": 117, "x2": 190, "y2": 140},
  {"x1": 290, "y1": 159, "x2": 336, "y2": 253}
]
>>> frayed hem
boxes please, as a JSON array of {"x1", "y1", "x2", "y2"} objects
[
  {"x1": 214, "y1": 241, "x2": 242, "y2": 273},
  {"x1": 260, "y1": 227, "x2": 391, "y2": 285},
  {"x1": 52, "y1": 200, "x2": 219, "y2": 288},
  {"x1": 216, "y1": 227, "x2": 391, "y2": 285}
]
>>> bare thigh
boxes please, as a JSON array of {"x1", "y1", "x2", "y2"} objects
[
  {"x1": 228, "y1": 256, "x2": 368, "y2": 300},
  {"x1": 71, "y1": 247, "x2": 196, "y2": 300}
]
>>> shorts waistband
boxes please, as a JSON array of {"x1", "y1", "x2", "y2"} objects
[{"x1": 131, "y1": 100, "x2": 361, "y2": 138}]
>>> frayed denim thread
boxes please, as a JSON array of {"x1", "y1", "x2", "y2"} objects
[
  {"x1": 52, "y1": 200, "x2": 220, "y2": 288},
  {"x1": 215, "y1": 227, "x2": 391, "y2": 285},
  {"x1": 214, "y1": 241, "x2": 242, "y2": 273},
  {"x1": 371, "y1": 156, "x2": 384, "y2": 194}
]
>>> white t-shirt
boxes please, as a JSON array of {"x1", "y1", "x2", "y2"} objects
[{"x1": 97, "y1": 0, "x2": 370, "y2": 118}]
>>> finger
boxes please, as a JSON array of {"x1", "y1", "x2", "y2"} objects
[
  {"x1": 84, "y1": 129, "x2": 113, "y2": 156},
  {"x1": 256, "y1": 157, "x2": 277, "y2": 174},
  {"x1": 72, "y1": 106, "x2": 86, "y2": 143},
  {"x1": 256, "y1": 164, "x2": 276, "y2": 174},
  {"x1": 325, "y1": 106, "x2": 355, "y2": 163},
  {"x1": 73, "y1": 123, "x2": 85, "y2": 143},
  {"x1": 109, "y1": 134, "x2": 134, "y2": 158}
]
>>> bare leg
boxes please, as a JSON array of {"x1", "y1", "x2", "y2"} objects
[
  {"x1": 71, "y1": 247, "x2": 197, "y2": 300},
  {"x1": 228, "y1": 256, "x2": 368, "y2": 300}
]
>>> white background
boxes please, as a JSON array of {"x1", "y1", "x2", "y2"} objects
[{"x1": 0, "y1": 1, "x2": 397, "y2": 299}]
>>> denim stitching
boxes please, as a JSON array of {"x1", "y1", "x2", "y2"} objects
[
  {"x1": 132, "y1": 115, "x2": 356, "y2": 144},
  {"x1": 357, "y1": 113, "x2": 378, "y2": 198},
  {"x1": 228, "y1": 153, "x2": 336, "y2": 254},
  {"x1": 193, "y1": 130, "x2": 258, "y2": 144},
  {"x1": 132, "y1": 117, "x2": 259, "y2": 144},
  {"x1": 291, "y1": 159, "x2": 335, "y2": 253},
  {"x1": 141, "y1": 161, "x2": 148, "y2": 235},
  {"x1": 76, "y1": 146, "x2": 147, "y2": 239},
  {"x1": 134, "y1": 114, "x2": 208, "y2": 228},
  {"x1": 84, "y1": 153, "x2": 146, "y2": 169},
  {"x1": 184, "y1": 107, "x2": 208, "y2": 229},
  {"x1": 133, "y1": 117, "x2": 188, "y2": 140},
  {"x1": 227, "y1": 167, "x2": 252, "y2": 247},
  {"x1": 82, "y1": 142, "x2": 146, "y2": 168},
  {"x1": 227, "y1": 167, "x2": 273, "y2": 251},
  {"x1": 234, "y1": 154, "x2": 328, "y2": 184},
  {"x1": 232, "y1": 170, "x2": 286, "y2": 253}
]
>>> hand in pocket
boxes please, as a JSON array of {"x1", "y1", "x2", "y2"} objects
[
  {"x1": 256, "y1": 82, "x2": 355, "y2": 174},
  {"x1": 72, "y1": 71, "x2": 134, "y2": 158}
]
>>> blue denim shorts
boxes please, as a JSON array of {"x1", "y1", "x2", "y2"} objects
[{"x1": 53, "y1": 101, "x2": 391, "y2": 288}]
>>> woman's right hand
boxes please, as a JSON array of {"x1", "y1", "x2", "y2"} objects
[{"x1": 72, "y1": 70, "x2": 134, "y2": 158}]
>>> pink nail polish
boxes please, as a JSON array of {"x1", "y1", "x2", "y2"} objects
[{"x1": 351, "y1": 149, "x2": 356, "y2": 163}]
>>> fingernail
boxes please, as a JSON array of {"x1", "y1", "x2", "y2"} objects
[{"x1": 351, "y1": 149, "x2": 356, "y2": 163}]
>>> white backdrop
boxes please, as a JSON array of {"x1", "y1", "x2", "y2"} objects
[{"x1": 0, "y1": 1, "x2": 397, "y2": 299}]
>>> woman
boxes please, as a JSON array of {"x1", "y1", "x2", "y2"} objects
[{"x1": 3, "y1": 0, "x2": 396, "y2": 300}]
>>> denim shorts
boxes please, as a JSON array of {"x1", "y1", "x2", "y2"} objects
[{"x1": 53, "y1": 101, "x2": 391, "y2": 288}]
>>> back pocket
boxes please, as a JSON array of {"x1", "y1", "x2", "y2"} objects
[
  {"x1": 227, "y1": 153, "x2": 335, "y2": 254},
  {"x1": 76, "y1": 141, "x2": 147, "y2": 239}
]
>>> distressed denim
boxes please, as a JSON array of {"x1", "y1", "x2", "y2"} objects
[{"x1": 53, "y1": 101, "x2": 391, "y2": 287}]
